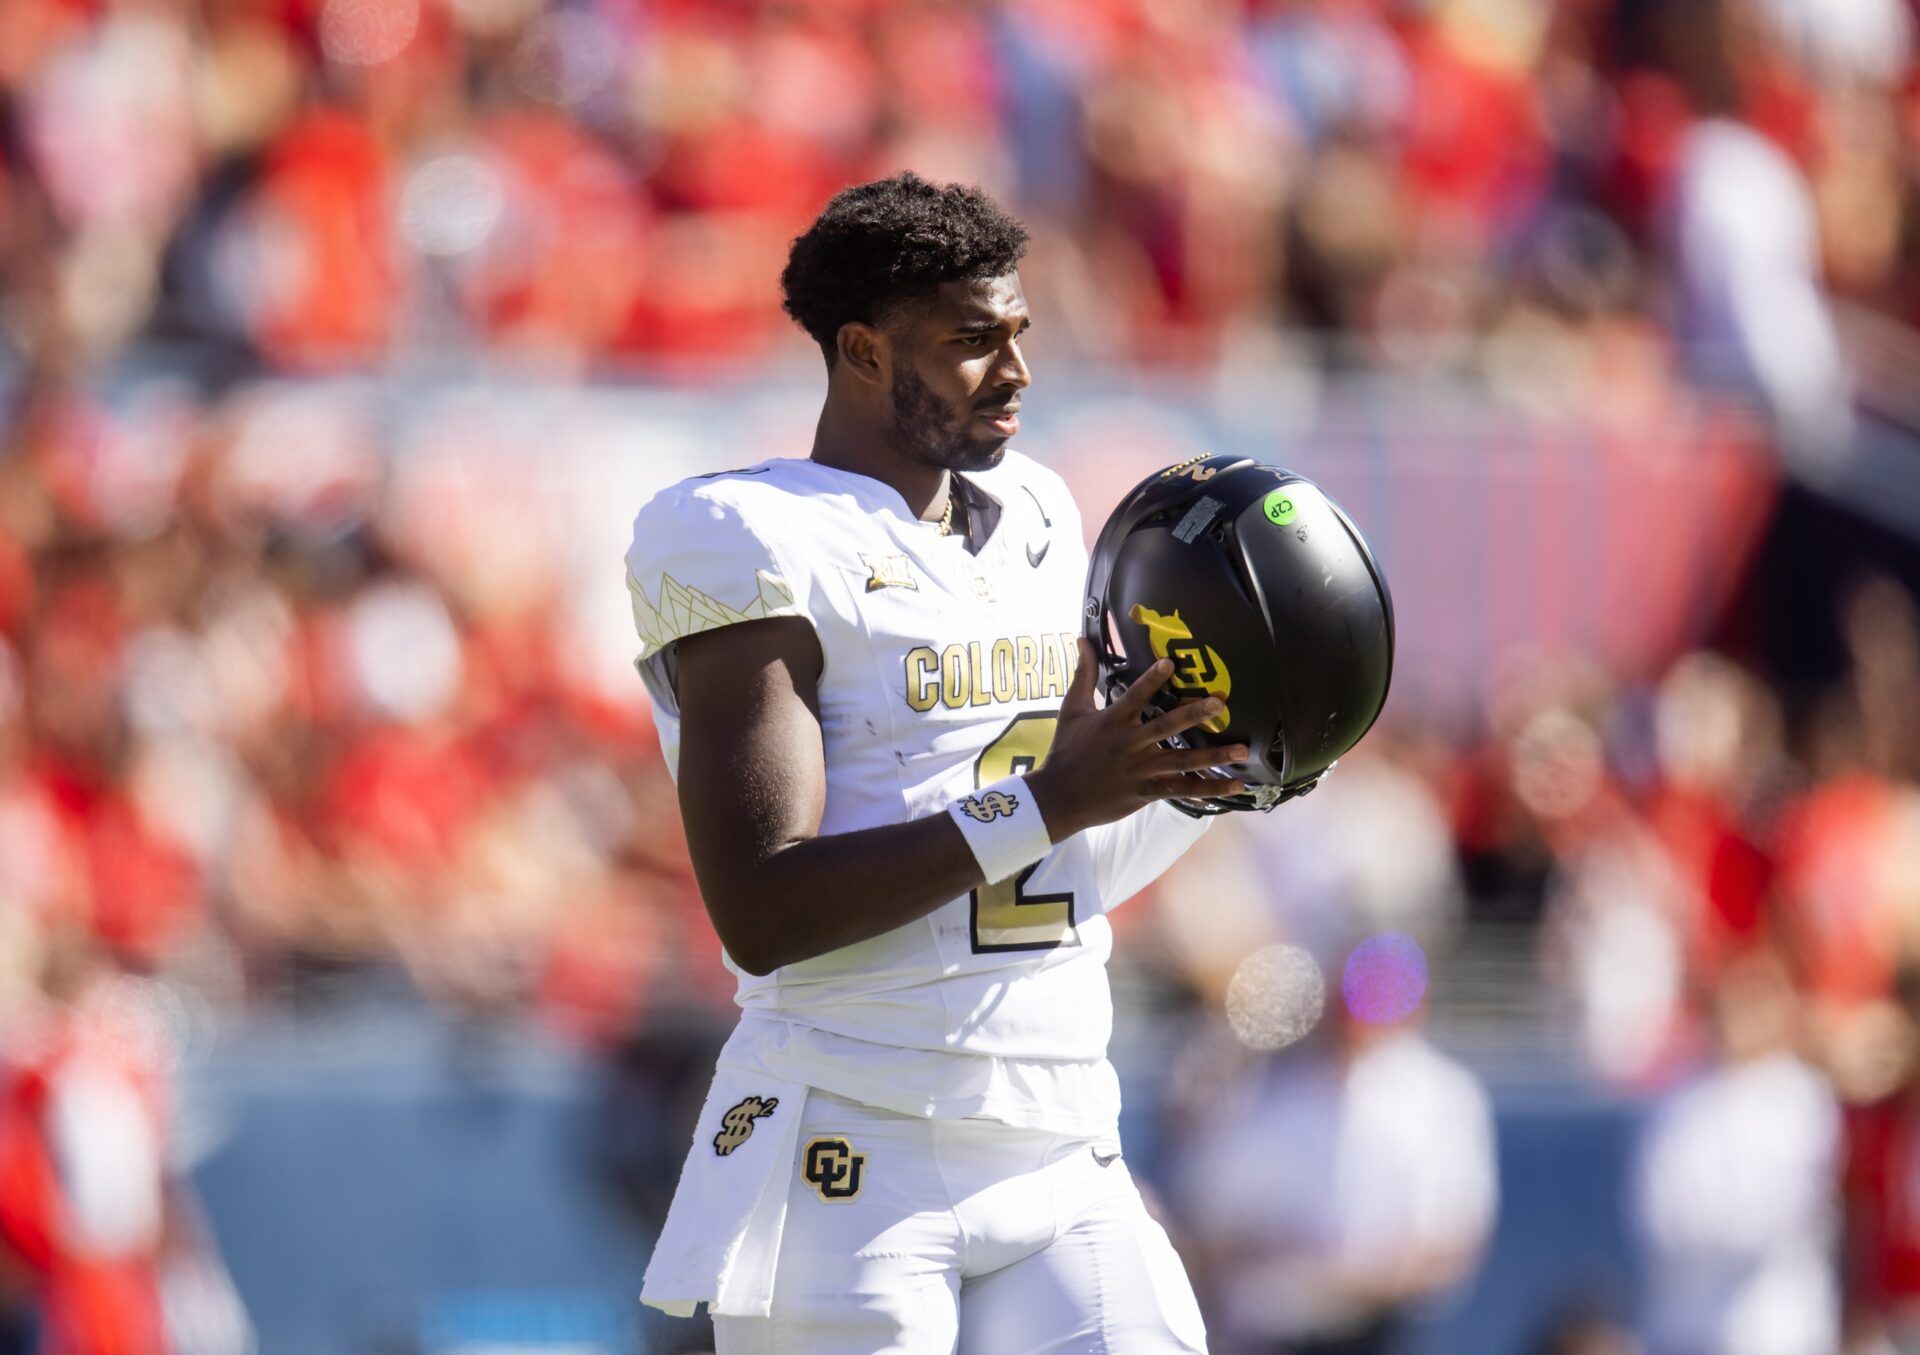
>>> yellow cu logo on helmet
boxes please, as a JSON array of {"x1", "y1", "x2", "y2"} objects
[{"x1": 1129, "y1": 605, "x2": 1230, "y2": 732}]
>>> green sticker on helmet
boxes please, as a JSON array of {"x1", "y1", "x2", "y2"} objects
[{"x1": 1263, "y1": 489, "x2": 1298, "y2": 526}]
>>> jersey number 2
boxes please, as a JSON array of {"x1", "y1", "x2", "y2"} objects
[{"x1": 971, "y1": 712, "x2": 1076, "y2": 953}]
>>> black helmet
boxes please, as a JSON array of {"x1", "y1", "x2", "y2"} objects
[{"x1": 1083, "y1": 454, "x2": 1395, "y2": 815}]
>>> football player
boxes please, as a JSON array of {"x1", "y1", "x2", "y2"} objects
[{"x1": 625, "y1": 173, "x2": 1244, "y2": 1353}]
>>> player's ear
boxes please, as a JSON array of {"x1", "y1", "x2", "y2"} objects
[{"x1": 836, "y1": 322, "x2": 888, "y2": 387}]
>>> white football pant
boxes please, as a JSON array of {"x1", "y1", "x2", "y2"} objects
[{"x1": 712, "y1": 1089, "x2": 1208, "y2": 1355}]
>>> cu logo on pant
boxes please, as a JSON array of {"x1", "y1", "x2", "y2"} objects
[{"x1": 802, "y1": 1136, "x2": 867, "y2": 1202}]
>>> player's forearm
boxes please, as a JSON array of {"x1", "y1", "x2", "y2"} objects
[{"x1": 700, "y1": 813, "x2": 985, "y2": 975}]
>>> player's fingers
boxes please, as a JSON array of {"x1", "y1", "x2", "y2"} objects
[
  {"x1": 1061, "y1": 638, "x2": 1099, "y2": 716},
  {"x1": 1110, "y1": 658, "x2": 1175, "y2": 720},
  {"x1": 1132, "y1": 696, "x2": 1226, "y2": 749},
  {"x1": 1148, "y1": 743, "x2": 1251, "y2": 776}
]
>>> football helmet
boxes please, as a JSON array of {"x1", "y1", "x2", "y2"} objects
[{"x1": 1082, "y1": 454, "x2": 1395, "y2": 815}]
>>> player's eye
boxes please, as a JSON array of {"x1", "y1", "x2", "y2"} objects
[{"x1": 958, "y1": 335, "x2": 988, "y2": 347}]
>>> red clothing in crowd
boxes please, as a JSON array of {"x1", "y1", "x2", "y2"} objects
[
  {"x1": 1647, "y1": 784, "x2": 1774, "y2": 976},
  {"x1": 1846, "y1": 1092, "x2": 1920, "y2": 1314},
  {"x1": 0, "y1": 1000, "x2": 172, "y2": 1355},
  {"x1": 1774, "y1": 774, "x2": 1908, "y2": 1010}
]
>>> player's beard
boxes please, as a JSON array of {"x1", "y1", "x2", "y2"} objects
[{"x1": 889, "y1": 365, "x2": 1005, "y2": 472}]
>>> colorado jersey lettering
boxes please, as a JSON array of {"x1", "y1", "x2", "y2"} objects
[{"x1": 626, "y1": 452, "x2": 1209, "y2": 1135}]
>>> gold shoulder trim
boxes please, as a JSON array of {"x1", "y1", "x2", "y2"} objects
[{"x1": 628, "y1": 566, "x2": 799, "y2": 659}]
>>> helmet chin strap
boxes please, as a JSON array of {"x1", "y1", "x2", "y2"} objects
[{"x1": 1167, "y1": 770, "x2": 1326, "y2": 819}]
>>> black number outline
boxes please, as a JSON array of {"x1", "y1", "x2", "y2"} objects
[{"x1": 969, "y1": 710, "x2": 1077, "y2": 953}]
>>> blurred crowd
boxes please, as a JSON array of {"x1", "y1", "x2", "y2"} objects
[
  {"x1": 0, "y1": 372, "x2": 721, "y2": 1347},
  {"x1": 0, "y1": 389, "x2": 725, "y2": 1038},
  {"x1": 1133, "y1": 571, "x2": 1920, "y2": 1354},
  {"x1": 0, "y1": 0, "x2": 1912, "y2": 407},
  {"x1": 2, "y1": 0, "x2": 1920, "y2": 1351}
]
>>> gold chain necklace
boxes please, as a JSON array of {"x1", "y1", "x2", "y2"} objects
[{"x1": 938, "y1": 488, "x2": 955, "y2": 535}]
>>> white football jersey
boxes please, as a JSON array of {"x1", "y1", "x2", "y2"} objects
[{"x1": 625, "y1": 451, "x2": 1207, "y2": 1133}]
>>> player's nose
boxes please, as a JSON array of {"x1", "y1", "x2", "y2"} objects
[{"x1": 997, "y1": 337, "x2": 1031, "y2": 391}]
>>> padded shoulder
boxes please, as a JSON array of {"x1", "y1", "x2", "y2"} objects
[{"x1": 624, "y1": 464, "x2": 813, "y2": 663}]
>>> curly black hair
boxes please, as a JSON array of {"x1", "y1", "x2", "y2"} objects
[{"x1": 781, "y1": 173, "x2": 1030, "y2": 365}]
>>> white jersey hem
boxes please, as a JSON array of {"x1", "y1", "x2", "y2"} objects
[{"x1": 723, "y1": 1013, "x2": 1123, "y2": 1138}]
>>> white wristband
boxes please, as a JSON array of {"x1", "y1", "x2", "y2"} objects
[{"x1": 948, "y1": 774, "x2": 1054, "y2": 884}]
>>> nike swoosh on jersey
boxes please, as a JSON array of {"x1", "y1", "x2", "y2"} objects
[
  {"x1": 1024, "y1": 485, "x2": 1051, "y2": 568},
  {"x1": 1091, "y1": 1149, "x2": 1121, "y2": 1168}
]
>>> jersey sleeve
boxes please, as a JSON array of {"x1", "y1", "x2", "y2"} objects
[
  {"x1": 1081, "y1": 802, "x2": 1213, "y2": 915},
  {"x1": 624, "y1": 479, "x2": 808, "y2": 666}
]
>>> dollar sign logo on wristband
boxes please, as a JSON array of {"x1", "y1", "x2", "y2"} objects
[{"x1": 961, "y1": 791, "x2": 1020, "y2": 822}]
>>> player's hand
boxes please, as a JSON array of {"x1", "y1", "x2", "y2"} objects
[{"x1": 1026, "y1": 638, "x2": 1248, "y2": 839}]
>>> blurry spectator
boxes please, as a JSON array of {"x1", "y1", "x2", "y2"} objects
[
  {"x1": 0, "y1": 941, "x2": 250, "y2": 1355},
  {"x1": 1840, "y1": 964, "x2": 1920, "y2": 1349},
  {"x1": 1836, "y1": 576, "x2": 1920, "y2": 785},
  {"x1": 1646, "y1": 653, "x2": 1790, "y2": 980},
  {"x1": 1772, "y1": 576, "x2": 1920, "y2": 1082},
  {"x1": 1548, "y1": 810, "x2": 1693, "y2": 1087},
  {"x1": 1174, "y1": 944, "x2": 1498, "y2": 1355},
  {"x1": 1634, "y1": 945, "x2": 1842, "y2": 1355},
  {"x1": 1482, "y1": 661, "x2": 1692, "y2": 1083},
  {"x1": 223, "y1": 110, "x2": 400, "y2": 367},
  {"x1": 1662, "y1": 0, "x2": 1854, "y2": 454},
  {"x1": 1539, "y1": 650, "x2": 1795, "y2": 1083}
]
